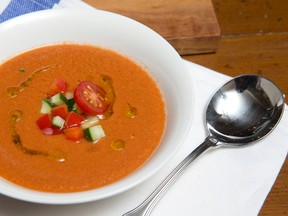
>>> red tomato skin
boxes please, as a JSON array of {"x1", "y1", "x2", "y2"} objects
[
  {"x1": 64, "y1": 112, "x2": 85, "y2": 128},
  {"x1": 74, "y1": 81, "x2": 110, "y2": 115}
]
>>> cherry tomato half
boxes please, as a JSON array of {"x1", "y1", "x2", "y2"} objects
[{"x1": 74, "y1": 81, "x2": 110, "y2": 115}]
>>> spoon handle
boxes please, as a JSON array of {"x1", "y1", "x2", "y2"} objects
[{"x1": 122, "y1": 137, "x2": 217, "y2": 216}]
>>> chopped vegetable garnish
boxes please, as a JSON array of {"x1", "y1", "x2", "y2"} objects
[
  {"x1": 52, "y1": 116, "x2": 65, "y2": 128},
  {"x1": 81, "y1": 116, "x2": 100, "y2": 130},
  {"x1": 41, "y1": 127, "x2": 62, "y2": 135},
  {"x1": 40, "y1": 99, "x2": 53, "y2": 114},
  {"x1": 64, "y1": 112, "x2": 85, "y2": 128},
  {"x1": 49, "y1": 78, "x2": 67, "y2": 96},
  {"x1": 51, "y1": 104, "x2": 68, "y2": 119},
  {"x1": 84, "y1": 125, "x2": 105, "y2": 142},
  {"x1": 51, "y1": 93, "x2": 67, "y2": 106},
  {"x1": 36, "y1": 78, "x2": 109, "y2": 143},
  {"x1": 36, "y1": 114, "x2": 52, "y2": 130},
  {"x1": 66, "y1": 98, "x2": 75, "y2": 112},
  {"x1": 65, "y1": 92, "x2": 74, "y2": 100},
  {"x1": 41, "y1": 127, "x2": 54, "y2": 135},
  {"x1": 63, "y1": 127, "x2": 83, "y2": 141},
  {"x1": 72, "y1": 103, "x2": 83, "y2": 114}
]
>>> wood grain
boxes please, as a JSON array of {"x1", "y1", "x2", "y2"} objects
[
  {"x1": 83, "y1": 0, "x2": 221, "y2": 55},
  {"x1": 212, "y1": 0, "x2": 288, "y2": 35},
  {"x1": 184, "y1": 34, "x2": 288, "y2": 104}
]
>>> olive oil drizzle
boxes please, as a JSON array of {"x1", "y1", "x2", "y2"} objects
[
  {"x1": 111, "y1": 135, "x2": 135, "y2": 151},
  {"x1": 9, "y1": 110, "x2": 47, "y2": 156},
  {"x1": 111, "y1": 139, "x2": 125, "y2": 151},
  {"x1": 6, "y1": 64, "x2": 56, "y2": 98},
  {"x1": 99, "y1": 74, "x2": 116, "y2": 119},
  {"x1": 125, "y1": 103, "x2": 137, "y2": 118},
  {"x1": 9, "y1": 110, "x2": 66, "y2": 162}
]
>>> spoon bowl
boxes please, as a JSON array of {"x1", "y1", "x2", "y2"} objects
[
  {"x1": 207, "y1": 74, "x2": 285, "y2": 146},
  {"x1": 124, "y1": 74, "x2": 285, "y2": 216}
]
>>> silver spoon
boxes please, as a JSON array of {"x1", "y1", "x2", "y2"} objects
[{"x1": 123, "y1": 74, "x2": 285, "y2": 216}]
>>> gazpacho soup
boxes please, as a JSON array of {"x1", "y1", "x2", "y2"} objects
[{"x1": 0, "y1": 44, "x2": 166, "y2": 192}]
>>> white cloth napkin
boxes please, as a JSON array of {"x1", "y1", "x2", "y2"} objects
[{"x1": 0, "y1": 1, "x2": 288, "y2": 216}]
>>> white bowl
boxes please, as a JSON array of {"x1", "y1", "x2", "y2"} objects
[{"x1": 0, "y1": 9, "x2": 194, "y2": 204}]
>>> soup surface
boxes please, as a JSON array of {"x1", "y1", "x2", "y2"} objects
[{"x1": 0, "y1": 44, "x2": 165, "y2": 192}]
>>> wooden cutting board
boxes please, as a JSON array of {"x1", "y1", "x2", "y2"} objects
[{"x1": 83, "y1": 0, "x2": 221, "y2": 55}]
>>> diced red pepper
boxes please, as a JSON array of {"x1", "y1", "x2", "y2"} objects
[
  {"x1": 52, "y1": 126, "x2": 63, "y2": 135},
  {"x1": 51, "y1": 104, "x2": 69, "y2": 119},
  {"x1": 64, "y1": 112, "x2": 85, "y2": 128},
  {"x1": 48, "y1": 78, "x2": 67, "y2": 96},
  {"x1": 36, "y1": 114, "x2": 52, "y2": 129},
  {"x1": 63, "y1": 126, "x2": 83, "y2": 141},
  {"x1": 37, "y1": 114, "x2": 64, "y2": 135}
]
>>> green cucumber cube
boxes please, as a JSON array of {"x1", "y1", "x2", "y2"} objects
[
  {"x1": 84, "y1": 125, "x2": 105, "y2": 142},
  {"x1": 40, "y1": 99, "x2": 53, "y2": 114},
  {"x1": 51, "y1": 93, "x2": 67, "y2": 106}
]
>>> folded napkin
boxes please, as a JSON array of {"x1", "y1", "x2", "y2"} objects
[{"x1": 0, "y1": 1, "x2": 287, "y2": 216}]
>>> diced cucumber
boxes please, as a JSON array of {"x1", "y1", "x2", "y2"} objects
[
  {"x1": 81, "y1": 116, "x2": 100, "y2": 130},
  {"x1": 66, "y1": 98, "x2": 75, "y2": 112},
  {"x1": 51, "y1": 93, "x2": 67, "y2": 106},
  {"x1": 84, "y1": 125, "x2": 105, "y2": 142},
  {"x1": 73, "y1": 103, "x2": 83, "y2": 114},
  {"x1": 40, "y1": 99, "x2": 53, "y2": 114},
  {"x1": 52, "y1": 116, "x2": 65, "y2": 128}
]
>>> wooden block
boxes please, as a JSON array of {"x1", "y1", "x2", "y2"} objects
[{"x1": 83, "y1": 0, "x2": 221, "y2": 55}]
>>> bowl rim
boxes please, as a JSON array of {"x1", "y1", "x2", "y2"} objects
[{"x1": 0, "y1": 8, "x2": 195, "y2": 204}]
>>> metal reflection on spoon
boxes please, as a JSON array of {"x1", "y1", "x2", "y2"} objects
[
  {"x1": 123, "y1": 74, "x2": 285, "y2": 216},
  {"x1": 207, "y1": 75, "x2": 284, "y2": 144}
]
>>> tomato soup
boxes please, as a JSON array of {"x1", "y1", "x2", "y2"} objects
[{"x1": 0, "y1": 44, "x2": 166, "y2": 192}]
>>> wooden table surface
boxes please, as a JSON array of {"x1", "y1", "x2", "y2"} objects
[
  {"x1": 185, "y1": 0, "x2": 288, "y2": 215},
  {"x1": 84, "y1": 0, "x2": 287, "y2": 214}
]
